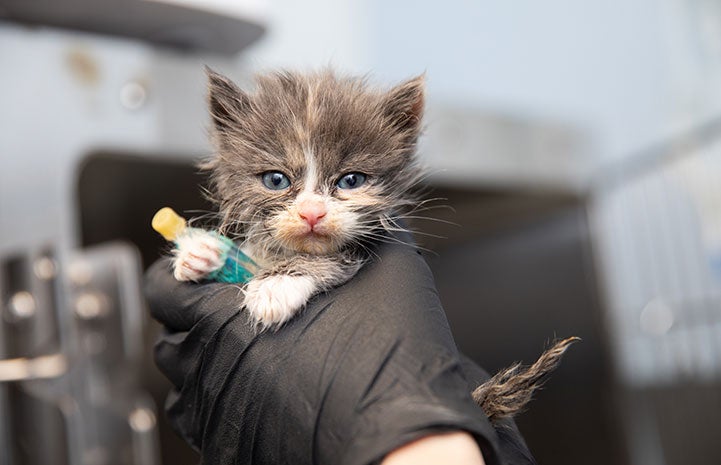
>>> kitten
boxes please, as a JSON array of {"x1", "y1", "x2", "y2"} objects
[
  {"x1": 174, "y1": 68, "x2": 424, "y2": 328},
  {"x1": 172, "y1": 68, "x2": 577, "y2": 422}
]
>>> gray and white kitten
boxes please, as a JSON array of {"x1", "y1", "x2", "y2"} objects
[
  {"x1": 173, "y1": 68, "x2": 577, "y2": 422},
  {"x1": 174, "y1": 68, "x2": 424, "y2": 328}
]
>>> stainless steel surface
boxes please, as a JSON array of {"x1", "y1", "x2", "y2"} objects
[{"x1": 0, "y1": 243, "x2": 159, "y2": 465}]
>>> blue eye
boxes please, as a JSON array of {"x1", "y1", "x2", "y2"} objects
[
  {"x1": 261, "y1": 171, "x2": 291, "y2": 190},
  {"x1": 337, "y1": 172, "x2": 367, "y2": 189}
]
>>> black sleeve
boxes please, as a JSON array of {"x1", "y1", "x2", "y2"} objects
[{"x1": 145, "y1": 238, "x2": 535, "y2": 465}]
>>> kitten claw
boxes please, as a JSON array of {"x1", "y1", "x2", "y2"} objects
[
  {"x1": 173, "y1": 230, "x2": 226, "y2": 282},
  {"x1": 243, "y1": 275, "x2": 316, "y2": 327}
]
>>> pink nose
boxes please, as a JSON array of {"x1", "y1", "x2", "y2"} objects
[{"x1": 298, "y1": 199, "x2": 327, "y2": 227}]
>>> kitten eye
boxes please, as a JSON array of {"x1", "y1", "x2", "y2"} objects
[
  {"x1": 261, "y1": 171, "x2": 291, "y2": 190},
  {"x1": 337, "y1": 172, "x2": 367, "y2": 190}
]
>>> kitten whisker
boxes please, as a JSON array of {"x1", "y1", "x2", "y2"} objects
[
  {"x1": 354, "y1": 229, "x2": 417, "y2": 248},
  {"x1": 357, "y1": 231, "x2": 437, "y2": 255},
  {"x1": 406, "y1": 204, "x2": 455, "y2": 215},
  {"x1": 388, "y1": 215, "x2": 460, "y2": 227},
  {"x1": 382, "y1": 227, "x2": 447, "y2": 240},
  {"x1": 349, "y1": 239, "x2": 380, "y2": 261}
]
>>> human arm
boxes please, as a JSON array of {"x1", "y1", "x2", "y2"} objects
[
  {"x1": 145, "y1": 237, "x2": 535, "y2": 465},
  {"x1": 381, "y1": 431, "x2": 486, "y2": 465}
]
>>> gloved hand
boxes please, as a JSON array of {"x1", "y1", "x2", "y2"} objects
[{"x1": 145, "y1": 237, "x2": 535, "y2": 465}]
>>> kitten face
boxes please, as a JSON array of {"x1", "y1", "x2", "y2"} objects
[{"x1": 204, "y1": 69, "x2": 424, "y2": 257}]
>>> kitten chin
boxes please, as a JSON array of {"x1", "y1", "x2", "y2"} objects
[{"x1": 275, "y1": 232, "x2": 339, "y2": 256}]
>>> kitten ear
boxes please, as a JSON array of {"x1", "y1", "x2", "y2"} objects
[
  {"x1": 383, "y1": 74, "x2": 425, "y2": 136},
  {"x1": 206, "y1": 66, "x2": 252, "y2": 132}
]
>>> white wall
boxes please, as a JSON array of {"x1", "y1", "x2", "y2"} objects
[
  {"x1": 242, "y1": 0, "x2": 721, "y2": 169},
  {"x1": 242, "y1": 0, "x2": 373, "y2": 73}
]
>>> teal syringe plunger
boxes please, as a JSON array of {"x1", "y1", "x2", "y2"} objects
[{"x1": 152, "y1": 207, "x2": 258, "y2": 284}]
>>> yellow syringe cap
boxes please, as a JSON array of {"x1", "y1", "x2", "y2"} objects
[{"x1": 152, "y1": 207, "x2": 187, "y2": 241}]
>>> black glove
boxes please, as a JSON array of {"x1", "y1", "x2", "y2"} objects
[{"x1": 145, "y1": 238, "x2": 535, "y2": 465}]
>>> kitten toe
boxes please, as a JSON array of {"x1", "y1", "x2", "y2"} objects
[
  {"x1": 243, "y1": 275, "x2": 316, "y2": 327},
  {"x1": 172, "y1": 231, "x2": 226, "y2": 281}
]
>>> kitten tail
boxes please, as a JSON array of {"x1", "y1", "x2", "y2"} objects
[{"x1": 471, "y1": 337, "x2": 580, "y2": 423}]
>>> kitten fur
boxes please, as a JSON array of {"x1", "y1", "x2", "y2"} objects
[{"x1": 172, "y1": 67, "x2": 575, "y2": 421}]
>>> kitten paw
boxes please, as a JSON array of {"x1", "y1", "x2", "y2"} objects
[
  {"x1": 243, "y1": 275, "x2": 316, "y2": 327},
  {"x1": 173, "y1": 230, "x2": 226, "y2": 282}
]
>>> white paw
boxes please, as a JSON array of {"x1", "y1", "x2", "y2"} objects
[
  {"x1": 243, "y1": 275, "x2": 316, "y2": 327},
  {"x1": 172, "y1": 230, "x2": 227, "y2": 282}
]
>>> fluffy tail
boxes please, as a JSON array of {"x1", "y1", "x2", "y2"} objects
[{"x1": 471, "y1": 337, "x2": 580, "y2": 422}]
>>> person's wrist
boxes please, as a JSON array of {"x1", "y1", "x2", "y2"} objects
[{"x1": 380, "y1": 431, "x2": 486, "y2": 465}]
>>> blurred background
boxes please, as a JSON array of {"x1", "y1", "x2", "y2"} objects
[{"x1": 1, "y1": 0, "x2": 720, "y2": 464}]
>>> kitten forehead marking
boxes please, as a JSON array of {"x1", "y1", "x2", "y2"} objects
[{"x1": 302, "y1": 147, "x2": 319, "y2": 193}]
